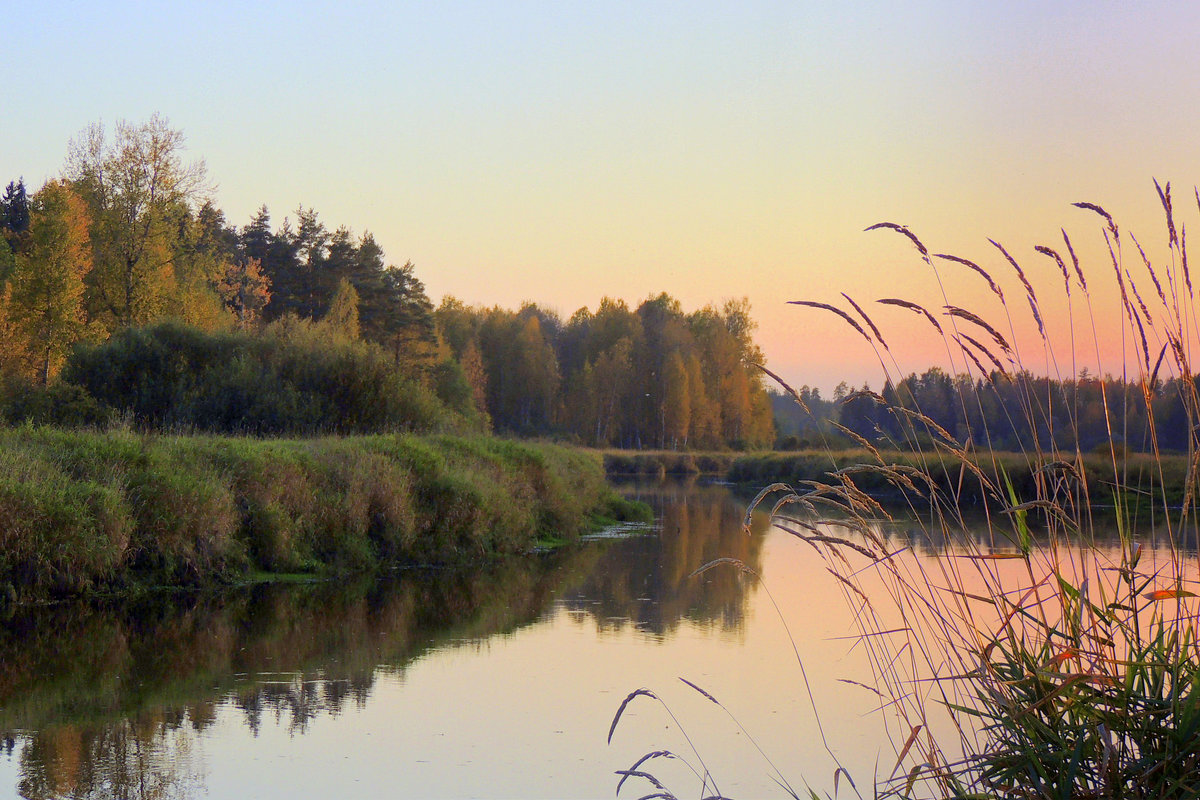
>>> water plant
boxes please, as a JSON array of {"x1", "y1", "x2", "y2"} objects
[{"x1": 613, "y1": 183, "x2": 1200, "y2": 798}]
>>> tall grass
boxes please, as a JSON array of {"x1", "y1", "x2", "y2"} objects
[
  {"x1": 0, "y1": 430, "x2": 642, "y2": 599},
  {"x1": 614, "y1": 185, "x2": 1200, "y2": 798}
]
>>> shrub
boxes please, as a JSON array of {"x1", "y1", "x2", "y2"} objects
[
  {"x1": 63, "y1": 318, "x2": 466, "y2": 435},
  {"x1": 0, "y1": 378, "x2": 114, "y2": 428}
]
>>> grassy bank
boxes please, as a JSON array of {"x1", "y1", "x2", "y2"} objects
[
  {"x1": 605, "y1": 447, "x2": 1195, "y2": 510},
  {"x1": 0, "y1": 429, "x2": 647, "y2": 601},
  {"x1": 726, "y1": 447, "x2": 1195, "y2": 508}
]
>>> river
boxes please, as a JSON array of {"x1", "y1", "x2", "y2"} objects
[{"x1": 0, "y1": 479, "x2": 1160, "y2": 799}]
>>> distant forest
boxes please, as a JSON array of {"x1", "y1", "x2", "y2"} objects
[
  {"x1": 0, "y1": 116, "x2": 774, "y2": 447},
  {"x1": 772, "y1": 367, "x2": 1200, "y2": 455}
]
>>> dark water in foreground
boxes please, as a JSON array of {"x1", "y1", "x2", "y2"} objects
[{"x1": 7, "y1": 480, "x2": 1149, "y2": 799}]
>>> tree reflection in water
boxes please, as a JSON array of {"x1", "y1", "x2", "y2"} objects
[
  {"x1": 563, "y1": 479, "x2": 768, "y2": 636},
  {"x1": 18, "y1": 717, "x2": 202, "y2": 800},
  {"x1": 0, "y1": 558, "x2": 576, "y2": 799},
  {"x1": 0, "y1": 480, "x2": 766, "y2": 799}
]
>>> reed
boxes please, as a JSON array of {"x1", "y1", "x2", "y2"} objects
[{"x1": 614, "y1": 184, "x2": 1200, "y2": 798}]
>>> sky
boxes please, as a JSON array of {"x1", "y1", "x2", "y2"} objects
[{"x1": 8, "y1": 1, "x2": 1200, "y2": 393}]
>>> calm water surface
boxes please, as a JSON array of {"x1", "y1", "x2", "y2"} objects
[{"x1": 0, "y1": 481, "x2": 1146, "y2": 799}]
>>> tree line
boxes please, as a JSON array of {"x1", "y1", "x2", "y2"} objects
[
  {"x1": 1, "y1": 115, "x2": 775, "y2": 447},
  {"x1": 773, "y1": 366, "x2": 1200, "y2": 455},
  {"x1": 0, "y1": 116, "x2": 438, "y2": 383},
  {"x1": 435, "y1": 294, "x2": 775, "y2": 448}
]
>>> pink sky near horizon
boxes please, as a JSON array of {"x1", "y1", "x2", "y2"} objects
[{"x1": 7, "y1": 2, "x2": 1200, "y2": 393}]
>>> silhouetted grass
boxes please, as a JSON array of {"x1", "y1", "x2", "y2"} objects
[{"x1": 614, "y1": 184, "x2": 1200, "y2": 798}]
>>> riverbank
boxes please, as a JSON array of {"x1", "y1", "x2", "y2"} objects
[
  {"x1": 0, "y1": 429, "x2": 648, "y2": 602},
  {"x1": 603, "y1": 447, "x2": 1194, "y2": 507}
]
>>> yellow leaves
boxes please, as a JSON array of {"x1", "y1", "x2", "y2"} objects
[
  {"x1": 218, "y1": 257, "x2": 272, "y2": 331},
  {"x1": 321, "y1": 278, "x2": 360, "y2": 340},
  {"x1": 10, "y1": 181, "x2": 93, "y2": 382},
  {"x1": 0, "y1": 286, "x2": 29, "y2": 378}
]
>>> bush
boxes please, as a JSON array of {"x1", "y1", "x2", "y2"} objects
[
  {"x1": 0, "y1": 378, "x2": 115, "y2": 428},
  {"x1": 63, "y1": 318, "x2": 467, "y2": 435}
]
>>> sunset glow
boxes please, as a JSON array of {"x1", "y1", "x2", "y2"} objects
[{"x1": 8, "y1": 2, "x2": 1200, "y2": 392}]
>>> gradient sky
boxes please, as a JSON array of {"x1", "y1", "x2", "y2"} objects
[{"x1": 8, "y1": 1, "x2": 1200, "y2": 393}]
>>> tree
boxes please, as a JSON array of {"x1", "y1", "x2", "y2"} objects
[
  {"x1": 9, "y1": 181, "x2": 93, "y2": 383},
  {"x1": 265, "y1": 206, "x2": 333, "y2": 321},
  {"x1": 511, "y1": 313, "x2": 560, "y2": 431},
  {"x1": 323, "y1": 278, "x2": 361, "y2": 339},
  {"x1": 587, "y1": 336, "x2": 635, "y2": 445},
  {"x1": 380, "y1": 261, "x2": 437, "y2": 374},
  {"x1": 341, "y1": 231, "x2": 394, "y2": 345},
  {"x1": 636, "y1": 293, "x2": 691, "y2": 447},
  {"x1": 0, "y1": 287, "x2": 28, "y2": 378},
  {"x1": 434, "y1": 296, "x2": 480, "y2": 358},
  {"x1": 66, "y1": 115, "x2": 208, "y2": 329},
  {"x1": 0, "y1": 237, "x2": 13, "y2": 286},
  {"x1": 171, "y1": 201, "x2": 236, "y2": 329},
  {"x1": 663, "y1": 351, "x2": 691, "y2": 448},
  {"x1": 685, "y1": 352, "x2": 718, "y2": 446},
  {"x1": 241, "y1": 205, "x2": 274, "y2": 265},
  {"x1": 0, "y1": 180, "x2": 29, "y2": 282},
  {"x1": 459, "y1": 340, "x2": 489, "y2": 425},
  {"x1": 217, "y1": 256, "x2": 271, "y2": 329},
  {"x1": 0, "y1": 179, "x2": 30, "y2": 238}
]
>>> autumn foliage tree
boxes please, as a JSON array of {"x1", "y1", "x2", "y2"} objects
[
  {"x1": 66, "y1": 115, "x2": 210, "y2": 331},
  {"x1": 9, "y1": 181, "x2": 93, "y2": 383},
  {"x1": 436, "y1": 294, "x2": 775, "y2": 449},
  {"x1": 217, "y1": 256, "x2": 271, "y2": 329}
]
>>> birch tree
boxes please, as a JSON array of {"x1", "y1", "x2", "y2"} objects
[{"x1": 66, "y1": 115, "x2": 208, "y2": 330}]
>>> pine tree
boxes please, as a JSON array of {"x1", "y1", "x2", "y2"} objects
[
  {"x1": 380, "y1": 261, "x2": 436, "y2": 373},
  {"x1": 0, "y1": 179, "x2": 30, "y2": 236}
]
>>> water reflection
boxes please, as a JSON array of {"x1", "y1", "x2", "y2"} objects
[
  {"x1": 3, "y1": 479, "x2": 1187, "y2": 799},
  {"x1": 17, "y1": 717, "x2": 203, "y2": 800},
  {"x1": 0, "y1": 481, "x2": 766, "y2": 799},
  {"x1": 562, "y1": 480, "x2": 768, "y2": 636},
  {"x1": 0, "y1": 559, "x2": 577, "y2": 799}
]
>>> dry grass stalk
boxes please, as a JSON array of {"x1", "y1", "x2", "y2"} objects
[
  {"x1": 788, "y1": 300, "x2": 874, "y2": 344},
  {"x1": 989, "y1": 239, "x2": 1045, "y2": 337},
  {"x1": 935, "y1": 254, "x2": 1006, "y2": 302},
  {"x1": 867, "y1": 222, "x2": 930, "y2": 257},
  {"x1": 943, "y1": 306, "x2": 1012, "y2": 354},
  {"x1": 878, "y1": 298, "x2": 944, "y2": 335},
  {"x1": 843, "y1": 292, "x2": 890, "y2": 351},
  {"x1": 616, "y1": 182, "x2": 1200, "y2": 800},
  {"x1": 771, "y1": 185, "x2": 1200, "y2": 797}
]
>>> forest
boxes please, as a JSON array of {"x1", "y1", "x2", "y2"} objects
[
  {"x1": 10, "y1": 114, "x2": 1191, "y2": 457},
  {"x1": 773, "y1": 366, "x2": 1200, "y2": 455},
  {"x1": 0, "y1": 116, "x2": 774, "y2": 448}
]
